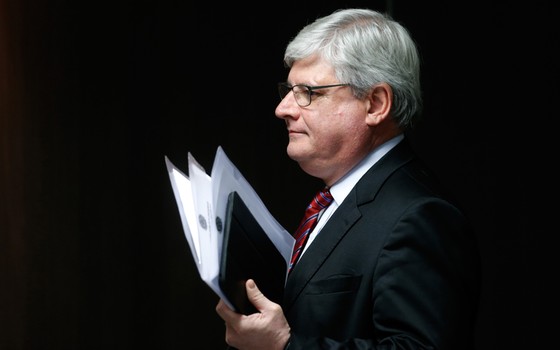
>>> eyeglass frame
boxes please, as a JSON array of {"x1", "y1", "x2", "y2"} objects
[{"x1": 278, "y1": 82, "x2": 351, "y2": 107}]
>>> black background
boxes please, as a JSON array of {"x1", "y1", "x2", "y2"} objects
[{"x1": 1, "y1": 0, "x2": 557, "y2": 349}]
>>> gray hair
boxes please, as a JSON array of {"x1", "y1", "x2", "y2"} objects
[{"x1": 284, "y1": 8, "x2": 422, "y2": 129}]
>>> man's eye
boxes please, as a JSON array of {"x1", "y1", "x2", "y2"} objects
[{"x1": 309, "y1": 90, "x2": 324, "y2": 100}]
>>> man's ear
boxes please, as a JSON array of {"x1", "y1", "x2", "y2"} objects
[{"x1": 365, "y1": 83, "x2": 392, "y2": 126}]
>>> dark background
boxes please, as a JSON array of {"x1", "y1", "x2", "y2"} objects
[{"x1": 1, "y1": 0, "x2": 557, "y2": 349}]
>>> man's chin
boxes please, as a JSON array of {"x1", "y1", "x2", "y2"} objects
[{"x1": 286, "y1": 144, "x2": 307, "y2": 162}]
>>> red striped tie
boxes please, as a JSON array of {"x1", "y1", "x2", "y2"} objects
[{"x1": 289, "y1": 187, "x2": 333, "y2": 273}]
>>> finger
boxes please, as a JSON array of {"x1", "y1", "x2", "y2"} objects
[
  {"x1": 246, "y1": 279, "x2": 269, "y2": 310},
  {"x1": 216, "y1": 299, "x2": 236, "y2": 320}
]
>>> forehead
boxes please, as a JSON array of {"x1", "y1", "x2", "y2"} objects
[{"x1": 288, "y1": 56, "x2": 336, "y2": 84}]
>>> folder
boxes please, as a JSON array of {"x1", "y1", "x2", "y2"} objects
[{"x1": 219, "y1": 191, "x2": 286, "y2": 314}]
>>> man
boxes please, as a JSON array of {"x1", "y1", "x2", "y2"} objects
[{"x1": 216, "y1": 8, "x2": 480, "y2": 350}]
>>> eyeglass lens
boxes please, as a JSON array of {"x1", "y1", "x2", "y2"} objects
[{"x1": 278, "y1": 84, "x2": 311, "y2": 107}]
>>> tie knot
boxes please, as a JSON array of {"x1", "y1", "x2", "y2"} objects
[{"x1": 310, "y1": 188, "x2": 333, "y2": 211}]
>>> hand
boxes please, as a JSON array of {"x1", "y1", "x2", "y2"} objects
[{"x1": 216, "y1": 279, "x2": 291, "y2": 350}]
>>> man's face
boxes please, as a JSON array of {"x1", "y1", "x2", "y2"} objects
[{"x1": 275, "y1": 56, "x2": 374, "y2": 185}]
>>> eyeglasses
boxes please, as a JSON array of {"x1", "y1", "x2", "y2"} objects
[{"x1": 278, "y1": 82, "x2": 351, "y2": 107}]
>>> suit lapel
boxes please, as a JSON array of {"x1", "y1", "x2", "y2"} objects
[
  {"x1": 283, "y1": 140, "x2": 415, "y2": 311},
  {"x1": 283, "y1": 194, "x2": 361, "y2": 309}
]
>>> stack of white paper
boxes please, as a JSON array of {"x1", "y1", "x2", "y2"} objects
[{"x1": 165, "y1": 146, "x2": 294, "y2": 310}]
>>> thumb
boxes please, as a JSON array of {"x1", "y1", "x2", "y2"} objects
[{"x1": 246, "y1": 279, "x2": 271, "y2": 311}]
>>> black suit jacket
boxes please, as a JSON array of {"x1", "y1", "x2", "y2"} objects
[{"x1": 284, "y1": 139, "x2": 480, "y2": 349}]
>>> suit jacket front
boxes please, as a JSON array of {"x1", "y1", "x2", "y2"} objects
[{"x1": 283, "y1": 139, "x2": 481, "y2": 350}]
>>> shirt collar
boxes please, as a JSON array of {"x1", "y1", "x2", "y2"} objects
[{"x1": 329, "y1": 134, "x2": 404, "y2": 205}]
